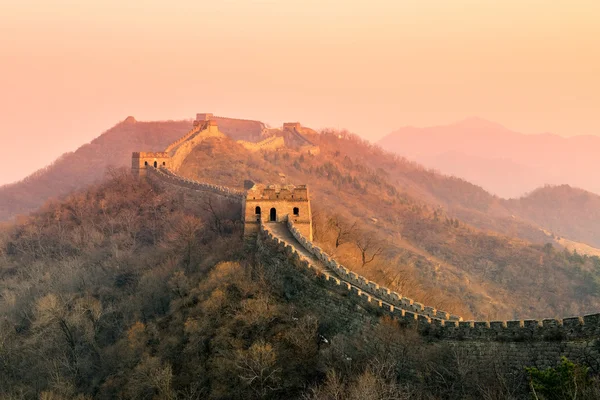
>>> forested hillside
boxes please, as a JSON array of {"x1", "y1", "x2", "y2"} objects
[
  {"x1": 177, "y1": 132, "x2": 600, "y2": 320},
  {"x1": 2, "y1": 170, "x2": 598, "y2": 399},
  {"x1": 508, "y1": 185, "x2": 600, "y2": 249}
]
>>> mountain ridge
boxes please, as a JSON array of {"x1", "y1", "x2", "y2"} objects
[{"x1": 379, "y1": 117, "x2": 600, "y2": 199}]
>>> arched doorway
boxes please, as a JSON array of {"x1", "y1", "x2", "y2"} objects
[
  {"x1": 153, "y1": 161, "x2": 158, "y2": 168},
  {"x1": 255, "y1": 206, "x2": 261, "y2": 221},
  {"x1": 270, "y1": 208, "x2": 277, "y2": 222}
]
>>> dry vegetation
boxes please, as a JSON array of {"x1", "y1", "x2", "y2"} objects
[
  {"x1": 3, "y1": 120, "x2": 600, "y2": 398},
  {"x1": 3, "y1": 170, "x2": 600, "y2": 399},
  {"x1": 177, "y1": 132, "x2": 600, "y2": 320}
]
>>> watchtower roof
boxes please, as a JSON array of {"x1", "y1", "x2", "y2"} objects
[{"x1": 247, "y1": 183, "x2": 309, "y2": 200}]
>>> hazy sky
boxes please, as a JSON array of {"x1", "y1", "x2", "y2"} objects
[{"x1": 1, "y1": 0, "x2": 599, "y2": 185}]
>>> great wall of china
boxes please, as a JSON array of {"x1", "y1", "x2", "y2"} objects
[{"x1": 134, "y1": 115, "x2": 600, "y2": 369}]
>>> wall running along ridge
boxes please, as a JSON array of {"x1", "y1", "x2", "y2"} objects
[
  {"x1": 283, "y1": 124, "x2": 316, "y2": 146},
  {"x1": 286, "y1": 218, "x2": 600, "y2": 340},
  {"x1": 237, "y1": 136, "x2": 285, "y2": 152},
  {"x1": 147, "y1": 167, "x2": 245, "y2": 200},
  {"x1": 168, "y1": 121, "x2": 226, "y2": 171},
  {"x1": 286, "y1": 218, "x2": 459, "y2": 321},
  {"x1": 259, "y1": 221, "x2": 600, "y2": 370},
  {"x1": 134, "y1": 115, "x2": 600, "y2": 370}
]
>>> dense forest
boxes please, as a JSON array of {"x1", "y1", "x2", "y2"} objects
[{"x1": 2, "y1": 170, "x2": 599, "y2": 399}]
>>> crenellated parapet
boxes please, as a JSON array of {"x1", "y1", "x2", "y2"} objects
[
  {"x1": 286, "y1": 218, "x2": 460, "y2": 321},
  {"x1": 260, "y1": 220, "x2": 600, "y2": 343},
  {"x1": 165, "y1": 125, "x2": 203, "y2": 153},
  {"x1": 237, "y1": 136, "x2": 285, "y2": 152},
  {"x1": 147, "y1": 167, "x2": 245, "y2": 200}
]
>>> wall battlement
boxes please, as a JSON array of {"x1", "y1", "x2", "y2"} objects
[
  {"x1": 237, "y1": 136, "x2": 285, "y2": 152},
  {"x1": 261, "y1": 221, "x2": 600, "y2": 343},
  {"x1": 286, "y1": 218, "x2": 459, "y2": 321},
  {"x1": 147, "y1": 167, "x2": 245, "y2": 200},
  {"x1": 165, "y1": 124, "x2": 204, "y2": 153}
]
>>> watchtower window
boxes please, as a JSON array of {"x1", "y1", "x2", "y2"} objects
[
  {"x1": 293, "y1": 207, "x2": 299, "y2": 216},
  {"x1": 153, "y1": 161, "x2": 158, "y2": 168},
  {"x1": 255, "y1": 206, "x2": 261, "y2": 215},
  {"x1": 270, "y1": 208, "x2": 277, "y2": 222}
]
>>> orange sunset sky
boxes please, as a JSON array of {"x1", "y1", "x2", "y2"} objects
[{"x1": 1, "y1": 0, "x2": 599, "y2": 185}]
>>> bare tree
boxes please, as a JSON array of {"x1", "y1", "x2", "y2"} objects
[
  {"x1": 168, "y1": 215, "x2": 202, "y2": 268},
  {"x1": 234, "y1": 341, "x2": 281, "y2": 398},
  {"x1": 202, "y1": 197, "x2": 227, "y2": 236},
  {"x1": 355, "y1": 234, "x2": 384, "y2": 268},
  {"x1": 328, "y1": 215, "x2": 357, "y2": 248}
]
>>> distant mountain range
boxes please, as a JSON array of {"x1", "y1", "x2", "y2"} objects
[{"x1": 378, "y1": 117, "x2": 600, "y2": 198}]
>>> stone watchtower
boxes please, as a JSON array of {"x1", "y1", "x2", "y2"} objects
[
  {"x1": 131, "y1": 152, "x2": 170, "y2": 177},
  {"x1": 244, "y1": 184, "x2": 313, "y2": 240}
]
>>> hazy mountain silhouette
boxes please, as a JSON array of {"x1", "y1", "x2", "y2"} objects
[
  {"x1": 0, "y1": 118, "x2": 191, "y2": 221},
  {"x1": 378, "y1": 117, "x2": 600, "y2": 198}
]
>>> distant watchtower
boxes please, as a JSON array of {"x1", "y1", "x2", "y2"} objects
[
  {"x1": 193, "y1": 113, "x2": 214, "y2": 126},
  {"x1": 283, "y1": 122, "x2": 301, "y2": 131},
  {"x1": 244, "y1": 184, "x2": 313, "y2": 240}
]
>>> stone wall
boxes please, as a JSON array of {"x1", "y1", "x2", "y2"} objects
[
  {"x1": 259, "y1": 222, "x2": 600, "y2": 370},
  {"x1": 237, "y1": 136, "x2": 285, "y2": 152},
  {"x1": 212, "y1": 115, "x2": 265, "y2": 141},
  {"x1": 134, "y1": 114, "x2": 600, "y2": 370},
  {"x1": 283, "y1": 123, "x2": 316, "y2": 146},
  {"x1": 286, "y1": 218, "x2": 459, "y2": 320},
  {"x1": 165, "y1": 125, "x2": 203, "y2": 153},
  {"x1": 168, "y1": 122, "x2": 225, "y2": 171},
  {"x1": 147, "y1": 167, "x2": 245, "y2": 201}
]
